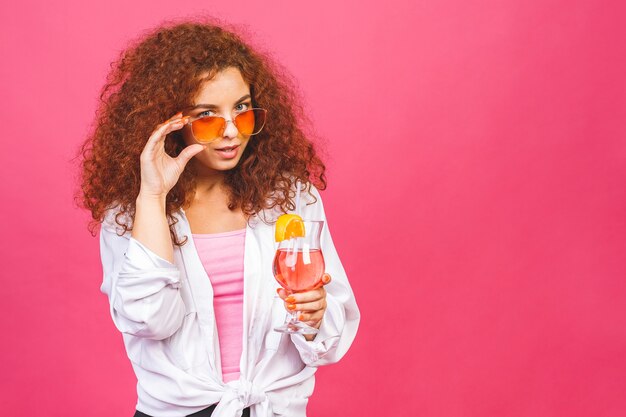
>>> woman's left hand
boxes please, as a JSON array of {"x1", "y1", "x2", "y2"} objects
[{"x1": 277, "y1": 273, "x2": 332, "y2": 341}]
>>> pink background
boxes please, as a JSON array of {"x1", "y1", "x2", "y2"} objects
[{"x1": 1, "y1": 0, "x2": 625, "y2": 415}]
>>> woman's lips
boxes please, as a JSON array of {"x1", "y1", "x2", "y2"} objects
[{"x1": 215, "y1": 145, "x2": 240, "y2": 159}]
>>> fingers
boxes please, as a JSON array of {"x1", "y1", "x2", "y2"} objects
[
  {"x1": 175, "y1": 143, "x2": 206, "y2": 167},
  {"x1": 281, "y1": 287, "x2": 326, "y2": 312},
  {"x1": 310, "y1": 273, "x2": 332, "y2": 290},
  {"x1": 276, "y1": 273, "x2": 332, "y2": 299},
  {"x1": 276, "y1": 273, "x2": 332, "y2": 315},
  {"x1": 166, "y1": 112, "x2": 183, "y2": 122},
  {"x1": 297, "y1": 310, "x2": 324, "y2": 325},
  {"x1": 143, "y1": 113, "x2": 190, "y2": 156},
  {"x1": 291, "y1": 298, "x2": 327, "y2": 313},
  {"x1": 288, "y1": 287, "x2": 326, "y2": 303}
]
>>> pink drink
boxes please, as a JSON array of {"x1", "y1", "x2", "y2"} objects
[{"x1": 273, "y1": 248, "x2": 325, "y2": 293}]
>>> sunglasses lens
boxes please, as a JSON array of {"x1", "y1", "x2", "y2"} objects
[
  {"x1": 235, "y1": 109, "x2": 267, "y2": 136},
  {"x1": 189, "y1": 109, "x2": 267, "y2": 142},
  {"x1": 191, "y1": 116, "x2": 224, "y2": 143}
]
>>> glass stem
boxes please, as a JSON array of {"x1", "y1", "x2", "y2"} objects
[{"x1": 288, "y1": 310, "x2": 299, "y2": 323}]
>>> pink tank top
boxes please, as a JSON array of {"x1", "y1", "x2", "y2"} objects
[{"x1": 192, "y1": 228, "x2": 246, "y2": 383}]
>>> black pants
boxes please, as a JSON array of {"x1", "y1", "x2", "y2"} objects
[{"x1": 134, "y1": 404, "x2": 251, "y2": 417}]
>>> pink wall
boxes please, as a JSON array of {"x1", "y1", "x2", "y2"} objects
[{"x1": 2, "y1": 0, "x2": 625, "y2": 415}]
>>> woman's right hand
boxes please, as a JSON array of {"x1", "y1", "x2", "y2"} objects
[{"x1": 138, "y1": 112, "x2": 205, "y2": 199}]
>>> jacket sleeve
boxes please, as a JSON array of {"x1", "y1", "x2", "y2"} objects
[
  {"x1": 289, "y1": 185, "x2": 361, "y2": 366},
  {"x1": 99, "y1": 210, "x2": 186, "y2": 340}
]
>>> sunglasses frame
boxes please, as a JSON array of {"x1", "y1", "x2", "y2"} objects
[{"x1": 180, "y1": 107, "x2": 268, "y2": 144}]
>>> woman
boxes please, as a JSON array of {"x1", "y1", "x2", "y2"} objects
[{"x1": 78, "y1": 17, "x2": 359, "y2": 417}]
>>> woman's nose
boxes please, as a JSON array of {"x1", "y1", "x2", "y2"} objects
[{"x1": 222, "y1": 118, "x2": 239, "y2": 138}]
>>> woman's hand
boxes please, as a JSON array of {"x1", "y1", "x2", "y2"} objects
[
  {"x1": 277, "y1": 273, "x2": 332, "y2": 342},
  {"x1": 138, "y1": 112, "x2": 205, "y2": 199}
]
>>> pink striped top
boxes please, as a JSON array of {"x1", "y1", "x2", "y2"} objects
[{"x1": 192, "y1": 228, "x2": 246, "y2": 383}]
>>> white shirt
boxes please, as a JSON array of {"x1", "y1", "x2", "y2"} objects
[{"x1": 99, "y1": 184, "x2": 360, "y2": 417}]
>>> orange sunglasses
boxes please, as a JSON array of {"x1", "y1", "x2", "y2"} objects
[{"x1": 181, "y1": 107, "x2": 268, "y2": 144}]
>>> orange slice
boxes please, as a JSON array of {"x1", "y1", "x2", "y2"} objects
[{"x1": 275, "y1": 214, "x2": 306, "y2": 242}]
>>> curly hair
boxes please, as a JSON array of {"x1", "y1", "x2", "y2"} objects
[{"x1": 76, "y1": 16, "x2": 327, "y2": 246}]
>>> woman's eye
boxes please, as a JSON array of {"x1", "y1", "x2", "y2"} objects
[
  {"x1": 235, "y1": 102, "x2": 250, "y2": 112},
  {"x1": 197, "y1": 110, "x2": 215, "y2": 118}
]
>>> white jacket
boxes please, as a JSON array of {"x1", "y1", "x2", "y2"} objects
[{"x1": 99, "y1": 185, "x2": 360, "y2": 417}]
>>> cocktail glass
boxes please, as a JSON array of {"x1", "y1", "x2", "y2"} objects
[{"x1": 272, "y1": 220, "x2": 325, "y2": 334}]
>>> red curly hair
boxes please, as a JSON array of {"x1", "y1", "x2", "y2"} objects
[{"x1": 76, "y1": 16, "x2": 327, "y2": 246}]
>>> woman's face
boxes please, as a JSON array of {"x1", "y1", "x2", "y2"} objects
[{"x1": 181, "y1": 66, "x2": 253, "y2": 173}]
